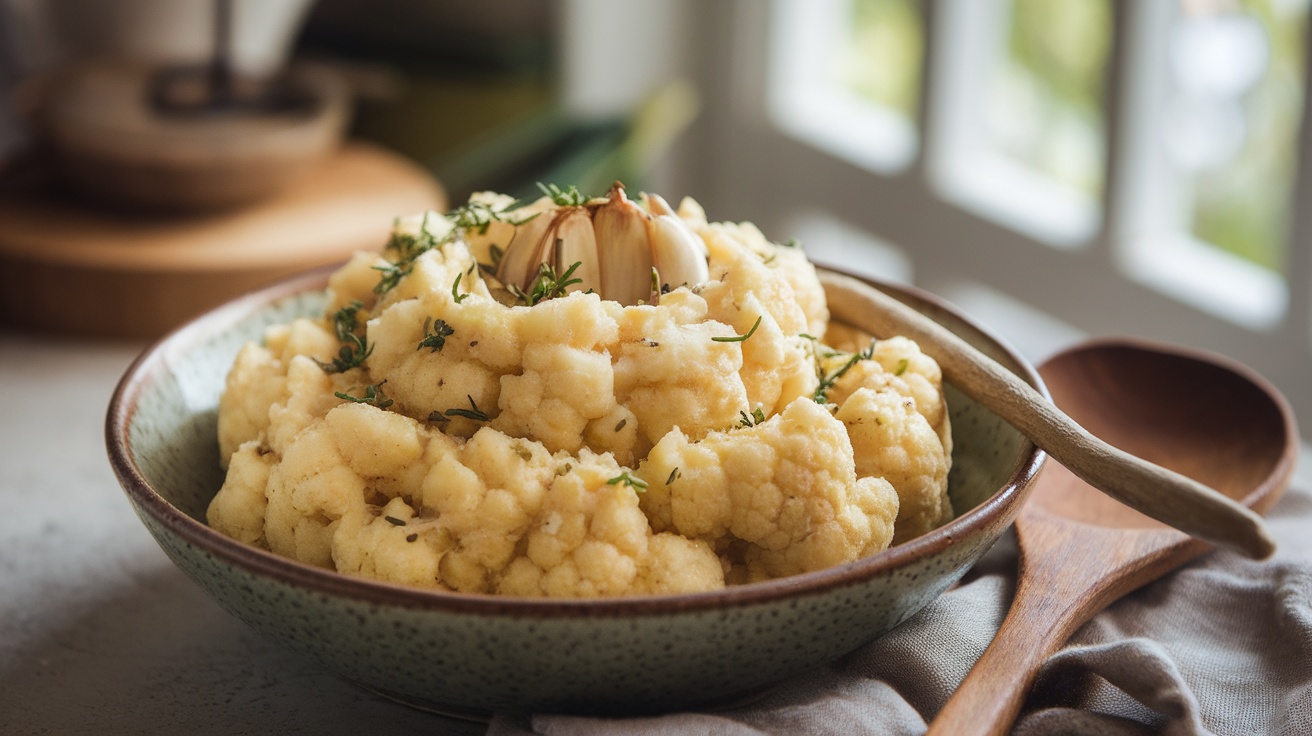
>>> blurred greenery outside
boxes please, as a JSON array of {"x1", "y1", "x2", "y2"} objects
[{"x1": 835, "y1": 0, "x2": 1306, "y2": 273}]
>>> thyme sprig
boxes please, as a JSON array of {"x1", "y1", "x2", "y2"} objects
[
  {"x1": 537, "y1": 182, "x2": 589, "y2": 207},
  {"x1": 335, "y1": 381, "x2": 393, "y2": 408},
  {"x1": 606, "y1": 471, "x2": 649, "y2": 493},
  {"x1": 451, "y1": 272, "x2": 469, "y2": 304},
  {"x1": 444, "y1": 395, "x2": 490, "y2": 422},
  {"x1": 317, "y1": 300, "x2": 372, "y2": 373},
  {"x1": 511, "y1": 261, "x2": 583, "y2": 306},
  {"x1": 417, "y1": 317, "x2": 455, "y2": 353},
  {"x1": 712, "y1": 315, "x2": 763, "y2": 343},
  {"x1": 813, "y1": 340, "x2": 876, "y2": 404},
  {"x1": 378, "y1": 201, "x2": 533, "y2": 295}
]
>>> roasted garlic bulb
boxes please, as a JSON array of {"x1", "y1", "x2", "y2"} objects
[{"x1": 496, "y1": 182, "x2": 710, "y2": 306}]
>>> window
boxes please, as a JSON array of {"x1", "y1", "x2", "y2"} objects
[{"x1": 677, "y1": 0, "x2": 1312, "y2": 432}]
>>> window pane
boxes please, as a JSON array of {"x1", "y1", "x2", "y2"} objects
[
  {"x1": 833, "y1": 0, "x2": 924, "y2": 122},
  {"x1": 1171, "y1": 0, "x2": 1308, "y2": 273},
  {"x1": 768, "y1": 0, "x2": 921, "y2": 172},
  {"x1": 985, "y1": 0, "x2": 1111, "y2": 197}
]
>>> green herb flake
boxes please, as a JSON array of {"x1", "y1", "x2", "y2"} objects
[
  {"x1": 812, "y1": 340, "x2": 877, "y2": 404},
  {"x1": 316, "y1": 300, "x2": 373, "y2": 373},
  {"x1": 384, "y1": 515, "x2": 407, "y2": 527},
  {"x1": 444, "y1": 395, "x2": 490, "y2": 422},
  {"x1": 712, "y1": 315, "x2": 763, "y2": 343},
  {"x1": 417, "y1": 317, "x2": 455, "y2": 353},
  {"x1": 451, "y1": 272, "x2": 469, "y2": 304},
  {"x1": 894, "y1": 358, "x2": 909, "y2": 376},
  {"x1": 606, "y1": 471, "x2": 649, "y2": 493},
  {"x1": 512, "y1": 261, "x2": 583, "y2": 306},
  {"x1": 665, "y1": 467, "x2": 681, "y2": 485},
  {"x1": 738, "y1": 406, "x2": 766, "y2": 428},
  {"x1": 335, "y1": 381, "x2": 393, "y2": 409},
  {"x1": 537, "y1": 182, "x2": 589, "y2": 207}
]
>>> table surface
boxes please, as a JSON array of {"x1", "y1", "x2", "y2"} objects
[
  {"x1": 0, "y1": 330, "x2": 483, "y2": 735},
  {"x1": 3, "y1": 323, "x2": 1306, "y2": 734}
]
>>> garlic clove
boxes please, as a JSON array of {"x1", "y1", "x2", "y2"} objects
[
  {"x1": 644, "y1": 192, "x2": 709, "y2": 259},
  {"x1": 592, "y1": 184, "x2": 654, "y2": 306},
  {"x1": 647, "y1": 211, "x2": 710, "y2": 292},
  {"x1": 553, "y1": 208, "x2": 602, "y2": 294},
  {"x1": 497, "y1": 209, "x2": 557, "y2": 292}
]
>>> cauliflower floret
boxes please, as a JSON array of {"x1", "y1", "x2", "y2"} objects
[
  {"x1": 637, "y1": 397, "x2": 899, "y2": 581},
  {"x1": 836, "y1": 388, "x2": 951, "y2": 544},
  {"x1": 217, "y1": 344, "x2": 284, "y2": 464},
  {"x1": 492, "y1": 293, "x2": 622, "y2": 455},
  {"x1": 367, "y1": 289, "x2": 513, "y2": 437},
  {"x1": 613, "y1": 290, "x2": 749, "y2": 455},
  {"x1": 829, "y1": 335, "x2": 952, "y2": 456},
  {"x1": 498, "y1": 449, "x2": 724, "y2": 597},
  {"x1": 422, "y1": 427, "x2": 556, "y2": 592},
  {"x1": 208, "y1": 440, "x2": 273, "y2": 544},
  {"x1": 333, "y1": 497, "x2": 449, "y2": 587}
]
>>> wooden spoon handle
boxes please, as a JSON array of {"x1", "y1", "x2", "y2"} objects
[
  {"x1": 819, "y1": 271, "x2": 1275, "y2": 559},
  {"x1": 927, "y1": 559, "x2": 1095, "y2": 736}
]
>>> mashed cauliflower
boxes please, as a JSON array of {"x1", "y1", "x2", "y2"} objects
[{"x1": 208, "y1": 186, "x2": 954, "y2": 597}]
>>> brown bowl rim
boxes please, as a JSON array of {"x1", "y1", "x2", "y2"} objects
[{"x1": 106, "y1": 264, "x2": 1047, "y2": 618}]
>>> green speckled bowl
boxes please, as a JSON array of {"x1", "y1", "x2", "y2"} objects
[{"x1": 106, "y1": 265, "x2": 1046, "y2": 717}]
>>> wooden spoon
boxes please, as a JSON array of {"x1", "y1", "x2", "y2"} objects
[
  {"x1": 820, "y1": 271, "x2": 1278, "y2": 559},
  {"x1": 927, "y1": 337, "x2": 1298, "y2": 735}
]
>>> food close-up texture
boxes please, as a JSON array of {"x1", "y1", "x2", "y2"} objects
[{"x1": 207, "y1": 184, "x2": 955, "y2": 597}]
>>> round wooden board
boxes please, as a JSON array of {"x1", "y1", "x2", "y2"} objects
[{"x1": 0, "y1": 141, "x2": 446, "y2": 340}]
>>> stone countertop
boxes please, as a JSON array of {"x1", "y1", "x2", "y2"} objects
[{"x1": 0, "y1": 330, "x2": 483, "y2": 735}]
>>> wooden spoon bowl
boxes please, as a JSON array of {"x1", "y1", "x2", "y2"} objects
[
  {"x1": 1034, "y1": 338, "x2": 1294, "y2": 527},
  {"x1": 929, "y1": 337, "x2": 1299, "y2": 735}
]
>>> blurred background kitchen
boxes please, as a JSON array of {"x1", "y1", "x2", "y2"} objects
[{"x1": 0, "y1": 0, "x2": 1309, "y2": 432}]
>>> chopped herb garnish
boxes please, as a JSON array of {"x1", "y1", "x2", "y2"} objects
[
  {"x1": 738, "y1": 406, "x2": 766, "y2": 428},
  {"x1": 665, "y1": 467, "x2": 681, "y2": 485},
  {"x1": 406, "y1": 533, "x2": 419, "y2": 543},
  {"x1": 427, "y1": 410, "x2": 451, "y2": 424},
  {"x1": 316, "y1": 300, "x2": 373, "y2": 373},
  {"x1": 335, "y1": 381, "x2": 393, "y2": 409},
  {"x1": 712, "y1": 315, "x2": 763, "y2": 343},
  {"x1": 606, "y1": 471, "x2": 649, "y2": 492},
  {"x1": 384, "y1": 515, "x2": 407, "y2": 527},
  {"x1": 511, "y1": 260, "x2": 583, "y2": 306},
  {"x1": 451, "y1": 273, "x2": 469, "y2": 304},
  {"x1": 444, "y1": 395, "x2": 490, "y2": 422},
  {"x1": 417, "y1": 317, "x2": 455, "y2": 352},
  {"x1": 813, "y1": 341, "x2": 876, "y2": 404},
  {"x1": 782, "y1": 237, "x2": 801, "y2": 248},
  {"x1": 372, "y1": 261, "x2": 414, "y2": 295},
  {"x1": 537, "y1": 182, "x2": 589, "y2": 207},
  {"x1": 894, "y1": 358, "x2": 909, "y2": 376},
  {"x1": 615, "y1": 418, "x2": 627, "y2": 432}
]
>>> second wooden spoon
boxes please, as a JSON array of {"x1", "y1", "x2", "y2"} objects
[{"x1": 927, "y1": 338, "x2": 1298, "y2": 735}]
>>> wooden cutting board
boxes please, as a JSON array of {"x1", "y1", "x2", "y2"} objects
[{"x1": 0, "y1": 141, "x2": 446, "y2": 340}]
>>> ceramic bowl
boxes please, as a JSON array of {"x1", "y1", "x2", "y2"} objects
[{"x1": 106, "y1": 265, "x2": 1046, "y2": 717}]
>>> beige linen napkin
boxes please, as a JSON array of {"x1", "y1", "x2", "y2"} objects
[{"x1": 487, "y1": 483, "x2": 1312, "y2": 736}]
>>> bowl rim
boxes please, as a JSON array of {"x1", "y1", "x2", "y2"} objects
[{"x1": 106, "y1": 264, "x2": 1048, "y2": 617}]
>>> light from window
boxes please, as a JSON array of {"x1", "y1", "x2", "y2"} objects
[
  {"x1": 1171, "y1": 0, "x2": 1307, "y2": 274},
  {"x1": 768, "y1": 0, "x2": 922, "y2": 172},
  {"x1": 927, "y1": 0, "x2": 1111, "y2": 246}
]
